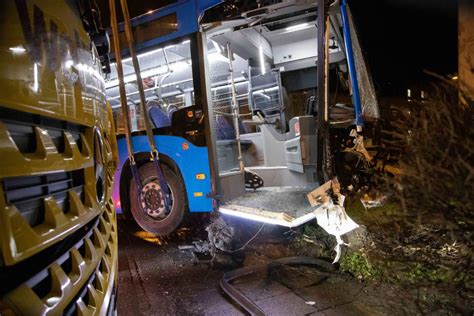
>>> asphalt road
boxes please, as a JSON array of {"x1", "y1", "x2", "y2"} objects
[{"x1": 117, "y1": 217, "x2": 418, "y2": 315}]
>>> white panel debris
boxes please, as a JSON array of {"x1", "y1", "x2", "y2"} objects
[{"x1": 307, "y1": 178, "x2": 359, "y2": 263}]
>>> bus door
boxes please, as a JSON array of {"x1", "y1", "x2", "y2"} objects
[{"x1": 201, "y1": 1, "x2": 357, "y2": 228}]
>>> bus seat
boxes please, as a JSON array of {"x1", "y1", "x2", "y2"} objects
[
  {"x1": 215, "y1": 116, "x2": 236, "y2": 140},
  {"x1": 168, "y1": 106, "x2": 178, "y2": 120},
  {"x1": 148, "y1": 105, "x2": 172, "y2": 129}
]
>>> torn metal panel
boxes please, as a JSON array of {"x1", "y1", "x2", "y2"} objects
[
  {"x1": 346, "y1": 129, "x2": 373, "y2": 162},
  {"x1": 347, "y1": 5, "x2": 380, "y2": 121}
]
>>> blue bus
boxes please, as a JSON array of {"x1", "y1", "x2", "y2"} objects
[{"x1": 108, "y1": 0, "x2": 379, "y2": 234}]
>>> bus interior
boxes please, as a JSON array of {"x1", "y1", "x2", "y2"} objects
[{"x1": 107, "y1": 1, "x2": 376, "y2": 227}]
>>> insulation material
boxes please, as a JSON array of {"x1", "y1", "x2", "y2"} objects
[{"x1": 347, "y1": 6, "x2": 380, "y2": 121}]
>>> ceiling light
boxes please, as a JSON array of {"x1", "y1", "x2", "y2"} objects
[{"x1": 285, "y1": 22, "x2": 313, "y2": 32}]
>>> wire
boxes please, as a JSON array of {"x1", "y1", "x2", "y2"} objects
[{"x1": 229, "y1": 223, "x2": 266, "y2": 253}]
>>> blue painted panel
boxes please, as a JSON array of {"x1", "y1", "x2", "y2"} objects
[
  {"x1": 113, "y1": 136, "x2": 213, "y2": 214},
  {"x1": 115, "y1": 0, "x2": 224, "y2": 54}
]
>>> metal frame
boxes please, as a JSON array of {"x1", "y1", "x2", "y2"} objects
[{"x1": 190, "y1": 31, "x2": 222, "y2": 206}]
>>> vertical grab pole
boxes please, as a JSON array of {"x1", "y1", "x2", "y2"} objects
[
  {"x1": 226, "y1": 43, "x2": 245, "y2": 173},
  {"x1": 340, "y1": 0, "x2": 364, "y2": 128}
]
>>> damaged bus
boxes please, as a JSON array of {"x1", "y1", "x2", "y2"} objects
[{"x1": 108, "y1": 0, "x2": 379, "y2": 235}]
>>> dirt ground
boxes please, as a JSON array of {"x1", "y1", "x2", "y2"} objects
[{"x1": 117, "y1": 216, "x2": 423, "y2": 315}]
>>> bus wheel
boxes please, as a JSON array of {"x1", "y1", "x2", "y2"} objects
[{"x1": 129, "y1": 162, "x2": 185, "y2": 235}]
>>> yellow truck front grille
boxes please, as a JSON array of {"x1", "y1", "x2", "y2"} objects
[
  {"x1": 0, "y1": 107, "x2": 118, "y2": 314},
  {"x1": 3, "y1": 199, "x2": 117, "y2": 315}
]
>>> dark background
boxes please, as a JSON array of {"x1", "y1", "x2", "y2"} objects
[{"x1": 350, "y1": 0, "x2": 458, "y2": 96}]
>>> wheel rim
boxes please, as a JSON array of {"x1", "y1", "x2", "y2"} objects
[{"x1": 139, "y1": 178, "x2": 173, "y2": 220}]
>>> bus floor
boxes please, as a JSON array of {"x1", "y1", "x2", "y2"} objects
[{"x1": 117, "y1": 216, "x2": 419, "y2": 315}]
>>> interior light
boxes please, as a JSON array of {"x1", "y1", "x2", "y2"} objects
[
  {"x1": 113, "y1": 47, "x2": 165, "y2": 66},
  {"x1": 285, "y1": 22, "x2": 311, "y2": 32},
  {"x1": 9, "y1": 45, "x2": 26, "y2": 53},
  {"x1": 259, "y1": 45, "x2": 266, "y2": 75},
  {"x1": 33, "y1": 63, "x2": 39, "y2": 92}
]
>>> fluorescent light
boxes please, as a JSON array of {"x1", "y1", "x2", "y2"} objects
[
  {"x1": 112, "y1": 47, "x2": 164, "y2": 66},
  {"x1": 259, "y1": 45, "x2": 266, "y2": 75},
  {"x1": 33, "y1": 63, "x2": 39, "y2": 92},
  {"x1": 9, "y1": 45, "x2": 26, "y2": 53},
  {"x1": 283, "y1": 23, "x2": 314, "y2": 34},
  {"x1": 285, "y1": 22, "x2": 310, "y2": 32}
]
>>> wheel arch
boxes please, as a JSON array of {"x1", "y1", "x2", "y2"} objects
[{"x1": 119, "y1": 152, "x2": 188, "y2": 217}]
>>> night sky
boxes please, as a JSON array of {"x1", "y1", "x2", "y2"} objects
[{"x1": 349, "y1": 0, "x2": 458, "y2": 96}]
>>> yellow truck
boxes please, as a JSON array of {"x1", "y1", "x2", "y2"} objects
[{"x1": 0, "y1": 0, "x2": 118, "y2": 314}]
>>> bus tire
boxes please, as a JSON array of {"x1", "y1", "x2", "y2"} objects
[{"x1": 129, "y1": 162, "x2": 185, "y2": 235}]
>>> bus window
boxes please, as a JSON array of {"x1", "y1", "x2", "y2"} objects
[
  {"x1": 207, "y1": 41, "x2": 250, "y2": 174},
  {"x1": 111, "y1": 14, "x2": 178, "y2": 55},
  {"x1": 249, "y1": 68, "x2": 286, "y2": 132},
  {"x1": 107, "y1": 38, "x2": 193, "y2": 134}
]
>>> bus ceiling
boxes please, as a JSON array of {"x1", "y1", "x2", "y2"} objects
[{"x1": 203, "y1": 1, "x2": 346, "y2": 74}]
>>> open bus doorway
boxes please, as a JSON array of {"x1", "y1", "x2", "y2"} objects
[{"x1": 203, "y1": 2, "x2": 362, "y2": 227}]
